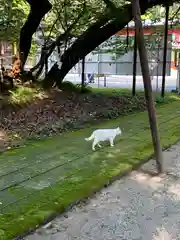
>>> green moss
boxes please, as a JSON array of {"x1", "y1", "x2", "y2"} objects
[{"x1": 0, "y1": 101, "x2": 180, "y2": 239}]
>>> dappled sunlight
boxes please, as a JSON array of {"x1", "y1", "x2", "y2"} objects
[
  {"x1": 108, "y1": 163, "x2": 130, "y2": 176},
  {"x1": 130, "y1": 171, "x2": 150, "y2": 182},
  {"x1": 88, "y1": 146, "x2": 123, "y2": 165},
  {"x1": 167, "y1": 183, "x2": 180, "y2": 199},
  {"x1": 9, "y1": 87, "x2": 47, "y2": 105},
  {"x1": 153, "y1": 227, "x2": 173, "y2": 240},
  {"x1": 130, "y1": 171, "x2": 164, "y2": 191},
  {"x1": 0, "y1": 129, "x2": 9, "y2": 142},
  {"x1": 131, "y1": 171, "x2": 180, "y2": 201},
  {"x1": 145, "y1": 175, "x2": 164, "y2": 190},
  {"x1": 88, "y1": 147, "x2": 120, "y2": 161},
  {"x1": 69, "y1": 176, "x2": 84, "y2": 183},
  {"x1": 130, "y1": 168, "x2": 180, "y2": 203},
  {"x1": 0, "y1": 129, "x2": 22, "y2": 151},
  {"x1": 25, "y1": 180, "x2": 51, "y2": 190},
  {"x1": 112, "y1": 148, "x2": 121, "y2": 154},
  {"x1": 168, "y1": 95, "x2": 180, "y2": 101},
  {"x1": 107, "y1": 152, "x2": 115, "y2": 158},
  {"x1": 88, "y1": 152, "x2": 100, "y2": 162},
  {"x1": 104, "y1": 146, "x2": 122, "y2": 157},
  {"x1": 0, "y1": 129, "x2": 10, "y2": 148},
  {"x1": 0, "y1": 130, "x2": 7, "y2": 138}
]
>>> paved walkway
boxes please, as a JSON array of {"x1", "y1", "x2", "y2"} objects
[
  {"x1": 26, "y1": 142, "x2": 180, "y2": 240},
  {"x1": 66, "y1": 74, "x2": 177, "y2": 91}
]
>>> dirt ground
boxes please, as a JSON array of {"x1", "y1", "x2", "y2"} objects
[{"x1": 25, "y1": 142, "x2": 180, "y2": 240}]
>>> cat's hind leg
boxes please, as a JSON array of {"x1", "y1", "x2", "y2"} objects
[
  {"x1": 92, "y1": 138, "x2": 98, "y2": 151},
  {"x1": 109, "y1": 137, "x2": 114, "y2": 147}
]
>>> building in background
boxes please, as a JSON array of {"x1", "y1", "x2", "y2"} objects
[
  {"x1": 0, "y1": 41, "x2": 13, "y2": 56},
  {"x1": 69, "y1": 19, "x2": 180, "y2": 77}
]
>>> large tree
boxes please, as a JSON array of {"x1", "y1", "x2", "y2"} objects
[
  {"x1": 11, "y1": 0, "x2": 52, "y2": 78},
  {"x1": 13, "y1": 0, "x2": 178, "y2": 83}
]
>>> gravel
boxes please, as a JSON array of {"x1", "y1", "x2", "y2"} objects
[{"x1": 25, "y1": 143, "x2": 180, "y2": 240}]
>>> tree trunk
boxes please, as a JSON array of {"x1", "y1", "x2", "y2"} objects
[
  {"x1": 81, "y1": 56, "x2": 85, "y2": 92},
  {"x1": 46, "y1": 0, "x2": 174, "y2": 84},
  {"x1": 11, "y1": 0, "x2": 52, "y2": 79}
]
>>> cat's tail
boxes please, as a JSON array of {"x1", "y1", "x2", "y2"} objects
[{"x1": 85, "y1": 133, "x2": 94, "y2": 141}]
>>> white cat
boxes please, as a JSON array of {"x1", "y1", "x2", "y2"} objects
[{"x1": 85, "y1": 127, "x2": 122, "y2": 150}]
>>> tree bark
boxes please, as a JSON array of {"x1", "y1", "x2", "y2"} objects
[
  {"x1": 81, "y1": 56, "x2": 85, "y2": 92},
  {"x1": 11, "y1": 0, "x2": 52, "y2": 79},
  {"x1": 46, "y1": 0, "x2": 175, "y2": 83}
]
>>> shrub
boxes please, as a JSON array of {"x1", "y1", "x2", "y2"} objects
[
  {"x1": 8, "y1": 86, "x2": 45, "y2": 105},
  {"x1": 57, "y1": 81, "x2": 92, "y2": 93},
  {"x1": 155, "y1": 95, "x2": 178, "y2": 105}
]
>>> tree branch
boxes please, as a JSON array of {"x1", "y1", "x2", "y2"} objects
[
  {"x1": 30, "y1": 3, "x2": 86, "y2": 78},
  {"x1": 47, "y1": 0, "x2": 177, "y2": 83}
]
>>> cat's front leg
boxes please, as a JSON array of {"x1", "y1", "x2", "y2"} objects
[
  {"x1": 92, "y1": 139, "x2": 98, "y2": 150},
  {"x1": 109, "y1": 137, "x2": 114, "y2": 147}
]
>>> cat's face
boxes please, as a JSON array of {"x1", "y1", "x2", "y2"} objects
[{"x1": 117, "y1": 127, "x2": 122, "y2": 135}]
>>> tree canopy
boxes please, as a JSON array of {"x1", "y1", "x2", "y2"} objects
[
  {"x1": 1, "y1": 0, "x2": 180, "y2": 82},
  {"x1": 0, "y1": 0, "x2": 29, "y2": 41}
]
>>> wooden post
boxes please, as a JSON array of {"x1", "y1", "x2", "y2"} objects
[
  {"x1": 178, "y1": 54, "x2": 180, "y2": 94},
  {"x1": 132, "y1": 30, "x2": 137, "y2": 96},
  {"x1": 131, "y1": 0, "x2": 163, "y2": 173},
  {"x1": 156, "y1": 34, "x2": 161, "y2": 92},
  {"x1": 161, "y1": 4, "x2": 169, "y2": 97},
  {"x1": 81, "y1": 56, "x2": 85, "y2": 92},
  {"x1": 104, "y1": 75, "x2": 107, "y2": 87}
]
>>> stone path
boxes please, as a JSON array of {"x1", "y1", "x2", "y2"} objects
[{"x1": 26, "y1": 143, "x2": 180, "y2": 240}]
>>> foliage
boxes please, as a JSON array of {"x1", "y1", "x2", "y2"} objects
[
  {"x1": 155, "y1": 94, "x2": 179, "y2": 104},
  {"x1": 0, "y1": 0, "x2": 29, "y2": 42},
  {"x1": 93, "y1": 32, "x2": 164, "y2": 59},
  {"x1": 1, "y1": 0, "x2": 180, "y2": 47},
  {"x1": 57, "y1": 81, "x2": 92, "y2": 93},
  {"x1": 143, "y1": 2, "x2": 180, "y2": 21},
  {"x1": 93, "y1": 2, "x2": 180, "y2": 57},
  {"x1": 36, "y1": 0, "x2": 108, "y2": 45},
  {"x1": 93, "y1": 35, "x2": 134, "y2": 57},
  {"x1": 1, "y1": 0, "x2": 180, "y2": 79},
  {"x1": 28, "y1": 38, "x2": 39, "y2": 57},
  {"x1": 8, "y1": 86, "x2": 46, "y2": 105}
]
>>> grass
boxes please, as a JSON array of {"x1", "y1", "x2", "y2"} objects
[
  {"x1": 8, "y1": 87, "x2": 46, "y2": 105},
  {"x1": 0, "y1": 86, "x2": 47, "y2": 107},
  {"x1": 0, "y1": 100, "x2": 180, "y2": 239},
  {"x1": 92, "y1": 87, "x2": 178, "y2": 99},
  {"x1": 92, "y1": 88, "x2": 180, "y2": 105},
  {"x1": 4, "y1": 85, "x2": 180, "y2": 106}
]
